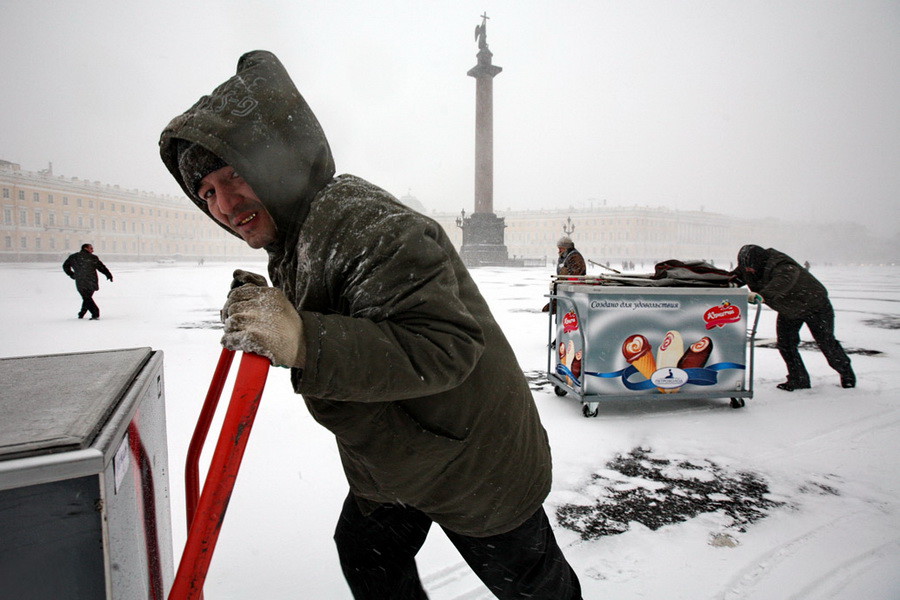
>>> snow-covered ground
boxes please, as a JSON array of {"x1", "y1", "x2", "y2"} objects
[{"x1": 2, "y1": 260, "x2": 898, "y2": 599}]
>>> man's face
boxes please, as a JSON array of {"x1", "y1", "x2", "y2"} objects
[
  {"x1": 557, "y1": 246, "x2": 566, "y2": 257},
  {"x1": 85, "y1": 245, "x2": 94, "y2": 253},
  {"x1": 196, "y1": 166, "x2": 277, "y2": 249}
]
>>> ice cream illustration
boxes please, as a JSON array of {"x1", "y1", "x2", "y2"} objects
[
  {"x1": 656, "y1": 330, "x2": 684, "y2": 393},
  {"x1": 622, "y1": 334, "x2": 657, "y2": 380},
  {"x1": 571, "y1": 349, "x2": 583, "y2": 381},
  {"x1": 656, "y1": 330, "x2": 684, "y2": 369},
  {"x1": 677, "y1": 337, "x2": 713, "y2": 369},
  {"x1": 565, "y1": 340, "x2": 576, "y2": 385}
]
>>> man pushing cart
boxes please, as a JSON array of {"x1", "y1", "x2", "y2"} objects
[{"x1": 547, "y1": 260, "x2": 761, "y2": 417}]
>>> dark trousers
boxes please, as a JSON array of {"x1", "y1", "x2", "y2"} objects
[
  {"x1": 333, "y1": 492, "x2": 582, "y2": 600},
  {"x1": 776, "y1": 304, "x2": 852, "y2": 384},
  {"x1": 77, "y1": 289, "x2": 100, "y2": 318}
]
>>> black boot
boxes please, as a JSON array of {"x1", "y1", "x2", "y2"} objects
[
  {"x1": 840, "y1": 371, "x2": 856, "y2": 388},
  {"x1": 777, "y1": 380, "x2": 811, "y2": 391}
]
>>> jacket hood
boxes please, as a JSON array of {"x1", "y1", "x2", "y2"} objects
[
  {"x1": 159, "y1": 50, "x2": 336, "y2": 246},
  {"x1": 737, "y1": 244, "x2": 767, "y2": 272}
]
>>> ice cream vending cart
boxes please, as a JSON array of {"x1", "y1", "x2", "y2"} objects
[{"x1": 548, "y1": 282, "x2": 760, "y2": 417}]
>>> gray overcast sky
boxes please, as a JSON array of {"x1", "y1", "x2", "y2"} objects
[{"x1": 1, "y1": 1, "x2": 898, "y2": 236}]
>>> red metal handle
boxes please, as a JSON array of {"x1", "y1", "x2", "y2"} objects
[
  {"x1": 185, "y1": 348, "x2": 236, "y2": 531},
  {"x1": 169, "y1": 350, "x2": 270, "y2": 600}
]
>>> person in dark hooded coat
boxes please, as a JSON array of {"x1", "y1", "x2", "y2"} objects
[
  {"x1": 62, "y1": 243, "x2": 113, "y2": 319},
  {"x1": 159, "y1": 51, "x2": 581, "y2": 599},
  {"x1": 735, "y1": 244, "x2": 855, "y2": 391}
]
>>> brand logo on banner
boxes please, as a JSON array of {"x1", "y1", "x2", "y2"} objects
[
  {"x1": 651, "y1": 367, "x2": 689, "y2": 389},
  {"x1": 562, "y1": 311, "x2": 579, "y2": 333},
  {"x1": 703, "y1": 301, "x2": 741, "y2": 330}
]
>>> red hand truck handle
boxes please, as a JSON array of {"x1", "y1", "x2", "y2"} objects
[{"x1": 169, "y1": 348, "x2": 270, "y2": 600}]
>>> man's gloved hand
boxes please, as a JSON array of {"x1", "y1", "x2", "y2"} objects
[
  {"x1": 231, "y1": 269, "x2": 268, "y2": 289},
  {"x1": 221, "y1": 285, "x2": 307, "y2": 369},
  {"x1": 748, "y1": 292, "x2": 763, "y2": 305},
  {"x1": 107, "y1": 275, "x2": 113, "y2": 282}
]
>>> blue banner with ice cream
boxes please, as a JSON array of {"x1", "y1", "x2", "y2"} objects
[{"x1": 553, "y1": 287, "x2": 749, "y2": 396}]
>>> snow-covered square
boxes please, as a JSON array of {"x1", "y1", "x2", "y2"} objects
[{"x1": 2, "y1": 260, "x2": 897, "y2": 599}]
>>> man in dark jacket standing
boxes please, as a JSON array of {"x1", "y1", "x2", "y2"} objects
[
  {"x1": 160, "y1": 51, "x2": 580, "y2": 599},
  {"x1": 62, "y1": 243, "x2": 113, "y2": 320},
  {"x1": 735, "y1": 244, "x2": 855, "y2": 391}
]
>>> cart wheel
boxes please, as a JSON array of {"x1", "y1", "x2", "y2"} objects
[
  {"x1": 582, "y1": 404, "x2": 599, "y2": 418},
  {"x1": 730, "y1": 397, "x2": 745, "y2": 409},
  {"x1": 554, "y1": 386, "x2": 567, "y2": 397}
]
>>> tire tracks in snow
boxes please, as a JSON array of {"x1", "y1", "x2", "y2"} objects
[
  {"x1": 785, "y1": 537, "x2": 900, "y2": 599},
  {"x1": 754, "y1": 407, "x2": 900, "y2": 467},
  {"x1": 715, "y1": 512, "x2": 900, "y2": 600},
  {"x1": 716, "y1": 513, "x2": 855, "y2": 600},
  {"x1": 422, "y1": 561, "x2": 492, "y2": 600}
]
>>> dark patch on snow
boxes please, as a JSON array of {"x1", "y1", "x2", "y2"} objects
[
  {"x1": 862, "y1": 315, "x2": 900, "y2": 330},
  {"x1": 755, "y1": 339, "x2": 882, "y2": 356},
  {"x1": 556, "y1": 447, "x2": 786, "y2": 541},
  {"x1": 178, "y1": 320, "x2": 223, "y2": 330},
  {"x1": 179, "y1": 309, "x2": 223, "y2": 330},
  {"x1": 523, "y1": 370, "x2": 552, "y2": 391},
  {"x1": 798, "y1": 479, "x2": 841, "y2": 496}
]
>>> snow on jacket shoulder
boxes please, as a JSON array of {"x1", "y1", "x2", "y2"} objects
[
  {"x1": 273, "y1": 175, "x2": 551, "y2": 537},
  {"x1": 62, "y1": 250, "x2": 111, "y2": 292},
  {"x1": 558, "y1": 248, "x2": 586, "y2": 277},
  {"x1": 159, "y1": 50, "x2": 552, "y2": 537},
  {"x1": 754, "y1": 248, "x2": 829, "y2": 318}
]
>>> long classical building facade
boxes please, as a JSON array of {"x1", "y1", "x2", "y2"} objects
[
  {"x1": 1, "y1": 160, "x2": 258, "y2": 262},
  {"x1": 432, "y1": 208, "x2": 739, "y2": 268},
  {"x1": 3, "y1": 160, "x2": 889, "y2": 266}
]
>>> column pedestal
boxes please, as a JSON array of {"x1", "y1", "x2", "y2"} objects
[{"x1": 458, "y1": 213, "x2": 522, "y2": 267}]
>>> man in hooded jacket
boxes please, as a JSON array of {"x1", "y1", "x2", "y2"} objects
[
  {"x1": 735, "y1": 244, "x2": 855, "y2": 391},
  {"x1": 160, "y1": 50, "x2": 581, "y2": 599},
  {"x1": 62, "y1": 243, "x2": 113, "y2": 319}
]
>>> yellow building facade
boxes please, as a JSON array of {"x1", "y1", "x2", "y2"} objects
[
  {"x1": 3, "y1": 160, "x2": 885, "y2": 266},
  {"x1": 1, "y1": 161, "x2": 258, "y2": 262}
]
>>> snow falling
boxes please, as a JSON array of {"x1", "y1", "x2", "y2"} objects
[{"x1": 1, "y1": 260, "x2": 898, "y2": 599}]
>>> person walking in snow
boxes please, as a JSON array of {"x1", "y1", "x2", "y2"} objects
[
  {"x1": 62, "y1": 243, "x2": 113, "y2": 320},
  {"x1": 160, "y1": 50, "x2": 581, "y2": 600},
  {"x1": 735, "y1": 244, "x2": 855, "y2": 391}
]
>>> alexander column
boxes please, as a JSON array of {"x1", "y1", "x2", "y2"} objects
[{"x1": 458, "y1": 13, "x2": 512, "y2": 267}]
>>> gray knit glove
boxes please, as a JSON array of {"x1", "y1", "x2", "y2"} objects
[
  {"x1": 221, "y1": 284, "x2": 307, "y2": 369},
  {"x1": 230, "y1": 269, "x2": 269, "y2": 289}
]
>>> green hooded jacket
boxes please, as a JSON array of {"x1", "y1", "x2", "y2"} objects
[{"x1": 160, "y1": 50, "x2": 552, "y2": 537}]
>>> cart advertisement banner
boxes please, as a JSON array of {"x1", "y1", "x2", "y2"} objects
[{"x1": 554, "y1": 287, "x2": 748, "y2": 397}]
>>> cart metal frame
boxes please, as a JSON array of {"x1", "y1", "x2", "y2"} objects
[{"x1": 546, "y1": 290, "x2": 762, "y2": 416}]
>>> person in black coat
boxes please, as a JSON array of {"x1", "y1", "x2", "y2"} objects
[
  {"x1": 735, "y1": 245, "x2": 855, "y2": 391},
  {"x1": 62, "y1": 243, "x2": 113, "y2": 319}
]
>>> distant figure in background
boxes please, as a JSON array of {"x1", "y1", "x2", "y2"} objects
[
  {"x1": 735, "y1": 245, "x2": 855, "y2": 391},
  {"x1": 804, "y1": 260, "x2": 811, "y2": 270},
  {"x1": 62, "y1": 243, "x2": 113, "y2": 320},
  {"x1": 542, "y1": 237, "x2": 587, "y2": 313},
  {"x1": 556, "y1": 236, "x2": 586, "y2": 278}
]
